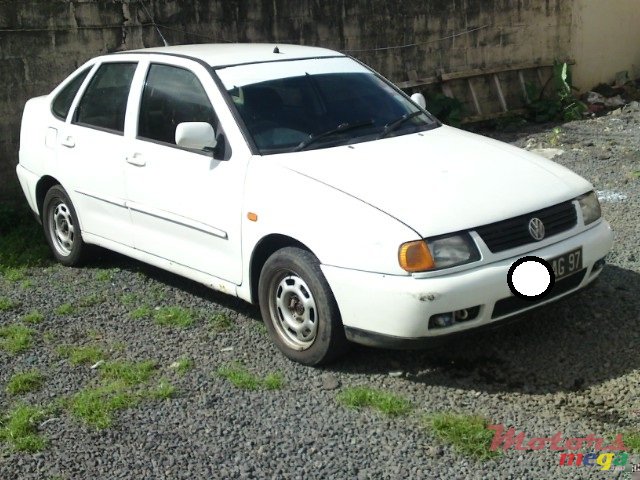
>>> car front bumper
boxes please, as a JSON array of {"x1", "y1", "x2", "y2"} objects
[{"x1": 321, "y1": 220, "x2": 613, "y2": 348}]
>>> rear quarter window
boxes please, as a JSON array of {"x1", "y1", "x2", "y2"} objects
[{"x1": 51, "y1": 68, "x2": 91, "y2": 120}]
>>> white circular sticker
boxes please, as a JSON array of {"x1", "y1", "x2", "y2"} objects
[{"x1": 507, "y1": 257, "x2": 555, "y2": 299}]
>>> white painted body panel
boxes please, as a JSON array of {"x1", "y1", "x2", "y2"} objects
[{"x1": 16, "y1": 44, "x2": 614, "y2": 345}]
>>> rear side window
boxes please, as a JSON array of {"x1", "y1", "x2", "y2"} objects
[
  {"x1": 51, "y1": 68, "x2": 91, "y2": 120},
  {"x1": 74, "y1": 62, "x2": 137, "y2": 134},
  {"x1": 138, "y1": 64, "x2": 217, "y2": 145}
]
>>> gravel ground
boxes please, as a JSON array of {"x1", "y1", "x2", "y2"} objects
[{"x1": 1, "y1": 106, "x2": 639, "y2": 480}]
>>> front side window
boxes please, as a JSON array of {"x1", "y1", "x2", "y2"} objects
[
  {"x1": 52, "y1": 67, "x2": 91, "y2": 120},
  {"x1": 138, "y1": 64, "x2": 217, "y2": 145},
  {"x1": 216, "y1": 57, "x2": 437, "y2": 154},
  {"x1": 74, "y1": 62, "x2": 137, "y2": 133}
]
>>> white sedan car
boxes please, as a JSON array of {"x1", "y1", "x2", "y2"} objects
[{"x1": 17, "y1": 44, "x2": 613, "y2": 365}]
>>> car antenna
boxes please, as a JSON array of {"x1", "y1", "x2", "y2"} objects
[
  {"x1": 140, "y1": 0, "x2": 170, "y2": 47},
  {"x1": 273, "y1": 46, "x2": 281, "y2": 54}
]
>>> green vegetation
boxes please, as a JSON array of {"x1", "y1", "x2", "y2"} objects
[
  {"x1": 153, "y1": 307, "x2": 194, "y2": 328},
  {"x1": 217, "y1": 363, "x2": 284, "y2": 391},
  {"x1": 0, "y1": 297, "x2": 18, "y2": 311},
  {"x1": 624, "y1": 430, "x2": 640, "y2": 452},
  {"x1": 0, "y1": 324, "x2": 35, "y2": 354},
  {"x1": 69, "y1": 382, "x2": 137, "y2": 429},
  {"x1": 100, "y1": 360, "x2": 156, "y2": 386},
  {"x1": 22, "y1": 310, "x2": 44, "y2": 324},
  {"x1": 76, "y1": 293, "x2": 105, "y2": 308},
  {"x1": 148, "y1": 379, "x2": 176, "y2": 400},
  {"x1": 263, "y1": 372, "x2": 285, "y2": 391},
  {"x1": 55, "y1": 303, "x2": 75, "y2": 316},
  {"x1": 6, "y1": 370, "x2": 44, "y2": 395},
  {"x1": 0, "y1": 404, "x2": 47, "y2": 452},
  {"x1": 120, "y1": 293, "x2": 138, "y2": 306},
  {"x1": 425, "y1": 412, "x2": 499, "y2": 460},
  {"x1": 172, "y1": 358, "x2": 194, "y2": 376},
  {"x1": 4, "y1": 267, "x2": 27, "y2": 282},
  {"x1": 424, "y1": 92, "x2": 464, "y2": 127},
  {"x1": 526, "y1": 61, "x2": 586, "y2": 122},
  {"x1": 95, "y1": 270, "x2": 112, "y2": 282},
  {"x1": 57, "y1": 345, "x2": 106, "y2": 366},
  {"x1": 209, "y1": 312, "x2": 233, "y2": 332},
  {"x1": 337, "y1": 387, "x2": 411, "y2": 416},
  {"x1": 0, "y1": 205, "x2": 51, "y2": 274},
  {"x1": 130, "y1": 305, "x2": 152, "y2": 320}
]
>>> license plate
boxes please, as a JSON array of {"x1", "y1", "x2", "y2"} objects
[{"x1": 550, "y1": 248, "x2": 582, "y2": 280}]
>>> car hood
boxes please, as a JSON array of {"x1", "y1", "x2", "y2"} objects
[{"x1": 273, "y1": 125, "x2": 593, "y2": 238}]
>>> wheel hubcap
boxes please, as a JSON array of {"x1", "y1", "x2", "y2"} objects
[
  {"x1": 272, "y1": 274, "x2": 318, "y2": 350},
  {"x1": 49, "y1": 201, "x2": 75, "y2": 256}
]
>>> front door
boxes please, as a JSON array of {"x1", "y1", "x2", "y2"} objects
[{"x1": 125, "y1": 61, "x2": 245, "y2": 285}]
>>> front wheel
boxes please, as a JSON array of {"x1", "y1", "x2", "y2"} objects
[
  {"x1": 258, "y1": 247, "x2": 349, "y2": 366},
  {"x1": 42, "y1": 185, "x2": 87, "y2": 266}
]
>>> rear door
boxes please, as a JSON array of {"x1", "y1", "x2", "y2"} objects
[
  {"x1": 60, "y1": 61, "x2": 141, "y2": 246},
  {"x1": 124, "y1": 59, "x2": 247, "y2": 284}
]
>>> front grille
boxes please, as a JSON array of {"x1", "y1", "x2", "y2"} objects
[
  {"x1": 491, "y1": 269, "x2": 586, "y2": 319},
  {"x1": 475, "y1": 201, "x2": 577, "y2": 253}
]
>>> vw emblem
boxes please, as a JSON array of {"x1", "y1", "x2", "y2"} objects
[{"x1": 528, "y1": 217, "x2": 546, "y2": 241}]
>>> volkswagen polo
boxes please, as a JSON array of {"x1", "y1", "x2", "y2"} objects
[{"x1": 16, "y1": 44, "x2": 613, "y2": 365}]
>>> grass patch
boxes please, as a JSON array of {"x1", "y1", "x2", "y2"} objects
[
  {"x1": 253, "y1": 322, "x2": 268, "y2": 335},
  {"x1": 55, "y1": 303, "x2": 75, "y2": 316},
  {"x1": 337, "y1": 387, "x2": 411, "y2": 416},
  {"x1": 0, "y1": 324, "x2": 35, "y2": 354},
  {"x1": 153, "y1": 307, "x2": 194, "y2": 328},
  {"x1": 22, "y1": 310, "x2": 44, "y2": 324},
  {"x1": 130, "y1": 305, "x2": 152, "y2": 320},
  {"x1": 76, "y1": 293, "x2": 105, "y2": 308},
  {"x1": 100, "y1": 360, "x2": 156, "y2": 386},
  {"x1": 263, "y1": 372, "x2": 285, "y2": 390},
  {"x1": 94, "y1": 270, "x2": 112, "y2": 282},
  {"x1": 6, "y1": 370, "x2": 44, "y2": 395},
  {"x1": 0, "y1": 297, "x2": 18, "y2": 311},
  {"x1": 0, "y1": 403, "x2": 47, "y2": 452},
  {"x1": 68, "y1": 382, "x2": 137, "y2": 429},
  {"x1": 0, "y1": 206, "x2": 51, "y2": 273},
  {"x1": 217, "y1": 363, "x2": 285, "y2": 391},
  {"x1": 209, "y1": 312, "x2": 234, "y2": 332},
  {"x1": 120, "y1": 293, "x2": 138, "y2": 306},
  {"x1": 57, "y1": 345, "x2": 106, "y2": 366},
  {"x1": 217, "y1": 364, "x2": 261, "y2": 390},
  {"x1": 172, "y1": 358, "x2": 193, "y2": 376},
  {"x1": 624, "y1": 430, "x2": 640, "y2": 452},
  {"x1": 4, "y1": 267, "x2": 27, "y2": 282},
  {"x1": 425, "y1": 412, "x2": 499, "y2": 460},
  {"x1": 20, "y1": 279, "x2": 34, "y2": 289},
  {"x1": 148, "y1": 379, "x2": 176, "y2": 400}
]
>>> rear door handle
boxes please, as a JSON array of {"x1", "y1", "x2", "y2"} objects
[
  {"x1": 60, "y1": 136, "x2": 75, "y2": 148},
  {"x1": 126, "y1": 153, "x2": 146, "y2": 167}
]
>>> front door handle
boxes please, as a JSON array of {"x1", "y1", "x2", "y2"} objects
[
  {"x1": 60, "y1": 136, "x2": 75, "y2": 148},
  {"x1": 126, "y1": 153, "x2": 146, "y2": 167}
]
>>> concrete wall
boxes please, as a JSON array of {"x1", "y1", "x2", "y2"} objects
[
  {"x1": 571, "y1": 0, "x2": 640, "y2": 91},
  {"x1": 0, "y1": 0, "x2": 574, "y2": 205}
]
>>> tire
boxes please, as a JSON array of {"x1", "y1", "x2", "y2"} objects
[
  {"x1": 42, "y1": 185, "x2": 87, "y2": 266},
  {"x1": 258, "y1": 247, "x2": 349, "y2": 366}
]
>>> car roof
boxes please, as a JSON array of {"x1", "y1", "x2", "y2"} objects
[{"x1": 127, "y1": 43, "x2": 344, "y2": 68}]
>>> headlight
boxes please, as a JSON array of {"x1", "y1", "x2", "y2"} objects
[
  {"x1": 577, "y1": 191, "x2": 601, "y2": 225},
  {"x1": 399, "y1": 233, "x2": 480, "y2": 272}
]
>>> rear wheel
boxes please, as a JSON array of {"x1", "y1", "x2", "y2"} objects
[
  {"x1": 258, "y1": 247, "x2": 349, "y2": 365},
  {"x1": 42, "y1": 185, "x2": 87, "y2": 266}
]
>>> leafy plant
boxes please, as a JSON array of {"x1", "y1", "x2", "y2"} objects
[
  {"x1": 424, "y1": 92, "x2": 464, "y2": 127},
  {"x1": 525, "y1": 61, "x2": 587, "y2": 122}
]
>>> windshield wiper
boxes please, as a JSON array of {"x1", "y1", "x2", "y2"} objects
[
  {"x1": 378, "y1": 111, "x2": 425, "y2": 139},
  {"x1": 294, "y1": 120, "x2": 374, "y2": 151}
]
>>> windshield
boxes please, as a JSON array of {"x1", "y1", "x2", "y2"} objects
[{"x1": 215, "y1": 57, "x2": 438, "y2": 154}]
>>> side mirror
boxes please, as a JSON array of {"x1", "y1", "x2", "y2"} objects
[
  {"x1": 175, "y1": 122, "x2": 218, "y2": 151},
  {"x1": 411, "y1": 93, "x2": 427, "y2": 109}
]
